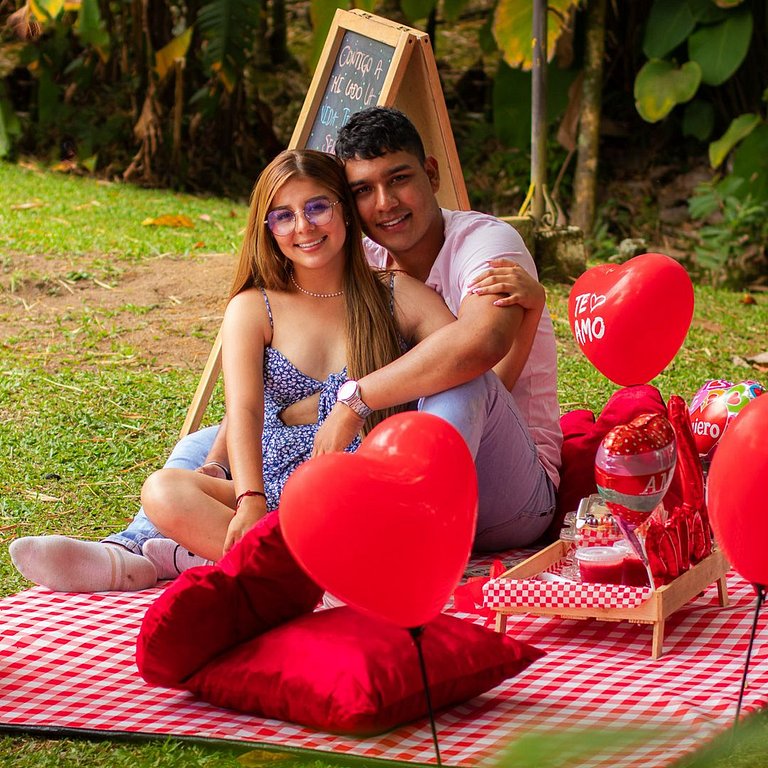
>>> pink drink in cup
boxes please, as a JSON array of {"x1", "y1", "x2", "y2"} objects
[
  {"x1": 574, "y1": 547, "x2": 624, "y2": 585},
  {"x1": 613, "y1": 540, "x2": 651, "y2": 587}
]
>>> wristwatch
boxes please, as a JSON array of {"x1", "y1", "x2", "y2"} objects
[{"x1": 337, "y1": 379, "x2": 373, "y2": 419}]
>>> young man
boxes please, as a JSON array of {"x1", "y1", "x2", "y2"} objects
[
  {"x1": 11, "y1": 108, "x2": 561, "y2": 591},
  {"x1": 321, "y1": 107, "x2": 561, "y2": 551}
]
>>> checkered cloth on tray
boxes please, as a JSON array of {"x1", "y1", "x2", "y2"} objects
[
  {"x1": 1, "y1": 555, "x2": 767, "y2": 768},
  {"x1": 484, "y1": 578, "x2": 653, "y2": 609}
]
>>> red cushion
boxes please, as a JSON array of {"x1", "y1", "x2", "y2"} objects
[
  {"x1": 547, "y1": 384, "x2": 675, "y2": 541},
  {"x1": 183, "y1": 606, "x2": 544, "y2": 735},
  {"x1": 136, "y1": 512, "x2": 322, "y2": 687}
]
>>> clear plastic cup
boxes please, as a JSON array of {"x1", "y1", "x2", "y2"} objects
[{"x1": 574, "y1": 546, "x2": 624, "y2": 585}]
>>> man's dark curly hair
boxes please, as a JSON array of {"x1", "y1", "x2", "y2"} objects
[{"x1": 334, "y1": 107, "x2": 426, "y2": 163}]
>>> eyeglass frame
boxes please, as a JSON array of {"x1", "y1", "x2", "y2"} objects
[{"x1": 264, "y1": 197, "x2": 342, "y2": 236}]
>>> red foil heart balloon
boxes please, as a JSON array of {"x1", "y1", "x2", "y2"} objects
[
  {"x1": 280, "y1": 412, "x2": 478, "y2": 628},
  {"x1": 568, "y1": 253, "x2": 694, "y2": 386},
  {"x1": 595, "y1": 412, "x2": 677, "y2": 527},
  {"x1": 689, "y1": 379, "x2": 765, "y2": 459}
]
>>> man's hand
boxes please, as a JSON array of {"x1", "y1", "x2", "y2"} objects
[
  {"x1": 312, "y1": 403, "x2": 364, "y2": 457},
  {"x1": 468, "y1": 258, "x2": 546, "y2": 309}
]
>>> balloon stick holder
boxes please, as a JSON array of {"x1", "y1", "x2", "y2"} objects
[
  {"x1": 409, "y1": 626, "x2": 442, "y2": 766},
  {"x1": 731, "y1": 584, "x2": 765, "y2": 747}
]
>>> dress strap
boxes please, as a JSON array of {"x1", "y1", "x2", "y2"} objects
[
  {"x1": 259, "y1": 288, "x2": 274, "y2": 329},
  {"x1": 389, "y1": 272, "x2": 395, "y2": 316}
]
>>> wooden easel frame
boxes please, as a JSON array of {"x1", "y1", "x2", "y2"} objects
[{"x1": 179, "y1": 10, "x2": 467, "y2": 437}]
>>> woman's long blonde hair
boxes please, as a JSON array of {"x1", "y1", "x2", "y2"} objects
[{"x1": 230, "y1": 149, "x2": 406, "y2": 431}]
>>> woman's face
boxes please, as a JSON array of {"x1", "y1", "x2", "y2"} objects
[{"x1": 266, "y1": 177, "x2": 347, "y2": 273}]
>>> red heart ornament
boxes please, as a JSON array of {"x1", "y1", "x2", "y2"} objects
[
  {"x1": 280, "y1": 412, "x2": 478, "y2": 628},
  {"x1": 568, "y1": 253, "x2": 694, "y2": 386}
]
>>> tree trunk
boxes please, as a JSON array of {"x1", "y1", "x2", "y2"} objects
[{"x1": 571, "y1": 0, "x2": 607, "y2": 235}]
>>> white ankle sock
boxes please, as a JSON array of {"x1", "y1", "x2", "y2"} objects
[
  {"x1": 142, "y1": 538, "x2": 212, "y2": 580},
  {"x1": 9, "y1": 536, "x2": 158, "y2": 593}
]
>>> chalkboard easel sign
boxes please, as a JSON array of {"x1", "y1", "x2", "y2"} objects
[
  {"x1": 180, "y1": 10, "x2": 468, "y2": 437},
  {"x1": 290, "y1": 9, "x2": 469, "y2": 212}
]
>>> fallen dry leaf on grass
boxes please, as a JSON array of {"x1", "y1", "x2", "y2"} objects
[
  {"x1": 23, "y1": 491, "x2": 62, "y2": 503},
  {"x1": 141, "y1": 214, "x2": 195, "y2": 228},
  {"x1": 10, "y1": 200, "x2": 45, "y2": 210}
]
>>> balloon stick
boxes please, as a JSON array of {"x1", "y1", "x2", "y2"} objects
[
  {"x1": 409, "y1": 626, "x2": 442, "y2": 766},
  {"x1": 732, "y1": 584, "x2": 765, "y2": 748}
]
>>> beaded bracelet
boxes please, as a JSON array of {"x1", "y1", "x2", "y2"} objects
[{"x1": 236, "y1": 489, "x2": 267, "y2": 509}]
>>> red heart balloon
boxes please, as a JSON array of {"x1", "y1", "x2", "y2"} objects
[
  {"x1": 568, "y1": 253, "x2": 694, "y2": 386},
  {"x1": 279, "y1": 412, "x2": 478, "y2": 628},
  {"x1": 708, "y1": 395, "x2": 768, "y2": 586}
]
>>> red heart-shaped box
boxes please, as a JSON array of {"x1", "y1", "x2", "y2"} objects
[
  {"x1": 280, "y1": 412, "x2": 478, "y2": 628},
  {"x1": 568, "y1": 253, "x2": 694, "y2": 386}
]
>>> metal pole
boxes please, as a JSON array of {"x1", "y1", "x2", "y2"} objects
[{"x1": 531, "y1": 0, "x2": 548, "y2": 223}]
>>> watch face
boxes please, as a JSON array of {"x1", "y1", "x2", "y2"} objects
[{"x1": 338, "y1": 380, "x2": 357, "y2": 400}]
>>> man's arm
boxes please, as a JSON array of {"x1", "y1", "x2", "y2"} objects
[
  {"x1": 360, "y1": 292, "x2": 522, "y2": 407},
  {"x1": 466, "y1": 258, "x2": 546, "y2": 390},
  {"x1": 312, "y1": 293, "x2": 523, "y2": 455}
]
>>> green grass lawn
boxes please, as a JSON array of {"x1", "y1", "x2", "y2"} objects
[{"x1": 1, "y1": 161, "x2": 767, "y2": 766}]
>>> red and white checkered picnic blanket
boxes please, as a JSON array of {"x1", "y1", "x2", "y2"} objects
[{"x1": 1, "y1": 560, "x2": 766, "y2": 767}]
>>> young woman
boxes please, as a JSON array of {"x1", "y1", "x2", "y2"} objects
[{"x1": 139, "y1": 149, "x2": 456, "y2": 561}]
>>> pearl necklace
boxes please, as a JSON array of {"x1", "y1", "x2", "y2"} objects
[{"x1": 290, "y1": 271, "x2": 343, "y2": 298}]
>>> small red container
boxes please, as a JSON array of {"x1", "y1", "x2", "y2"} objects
[
  {"x1": 613, "y1": 541, "x2": 651, "y2": 587},
  {"x1": 574, "y1": 547, "x2": 624, "y2": 585}
]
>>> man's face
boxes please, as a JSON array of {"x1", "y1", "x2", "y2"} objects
[{"x1": 343, "y1": 150, "x2": 442, "y2": 260}]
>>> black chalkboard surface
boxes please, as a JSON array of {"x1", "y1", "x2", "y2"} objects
[{"x1": 305, "y1": 31, "x2": 395, "y2": 154}]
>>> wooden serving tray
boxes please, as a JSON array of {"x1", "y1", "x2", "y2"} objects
[{"x1": 491, "y1": 541, "x2": 729, "y2": 658}]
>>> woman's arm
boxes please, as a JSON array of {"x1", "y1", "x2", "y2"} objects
[{"x1": 220, "y1": 288, "x2": 271, "y2": 553}]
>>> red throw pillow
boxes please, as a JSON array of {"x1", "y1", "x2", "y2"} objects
[
  {"x1": 183, "y1": 606, "x2": 544, "y2": 736},
  {"x1": 136, "y1": 512, "x2": 322, "y2": 688}
]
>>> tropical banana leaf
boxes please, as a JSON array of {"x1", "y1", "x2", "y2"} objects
[
  {"x1": 197, "y1": 0, "x2": 262, "y2": 93},
  {"x1": 401, "y1": 0, "x2": 436, "y2": 24},
  {"x1": 155, "y1": 27, "x2": 194, "y2": 81},
  {"x1": 29, "y1": 0, "x2": 64, "y2": 22},
  {"x1": 0, "y1": 93, "x2": 22, "y2": 158},
  {"x1": 493, "y1": 0, "x2": 579, "y2": 71},
  {"x1": 309, "y1": 0, "x2": 347, "y2": 70},
  {"x1": 74, "y1": 0, "x2": 110, "y2": 63}
]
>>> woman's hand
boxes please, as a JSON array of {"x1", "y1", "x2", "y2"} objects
[
  {"x1": 223, "y1": 499, "x2": 265, "y2": 554},
  {"x1": 312, "y1": 403, "x2": 364, "y2": 457},
  {"x1": 468, "y1": 258, "x2": 546, "y2": 309},
  {"x1": 196, "y1": 461, "x2": 230, "y2": 480}
]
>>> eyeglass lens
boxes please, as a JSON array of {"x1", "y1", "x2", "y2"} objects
[{"x1": 266, "y1": 198, "x2": 337, "y2": 235}]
